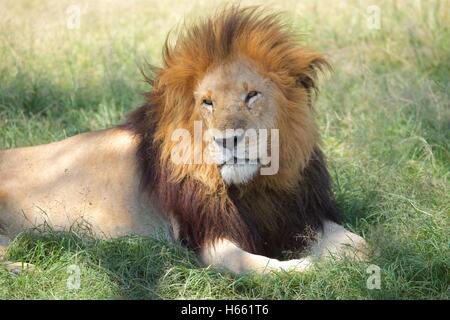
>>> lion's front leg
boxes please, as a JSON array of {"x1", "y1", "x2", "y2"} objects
[
  {"x1": 199, "y1": 221, "x2": 368, "y2": 275},
  {"x1": 200, "y1": 238, "x2": 313, "y2": 274}
]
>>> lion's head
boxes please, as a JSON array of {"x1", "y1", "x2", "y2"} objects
[
  {"x1": 127, "y1": 6, "x2": 340, "y2": 257},
  {"x1": 149, "y1": 6, "x2": 328, "y2": 191}
]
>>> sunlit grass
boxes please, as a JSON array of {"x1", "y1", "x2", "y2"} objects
[{"x1": 0, "y1": 0, "x2": 448, "y2": 299}]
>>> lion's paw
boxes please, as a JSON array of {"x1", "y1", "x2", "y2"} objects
[{"x1": 339, "y1": 232, "x2": 370, "y2": 262}]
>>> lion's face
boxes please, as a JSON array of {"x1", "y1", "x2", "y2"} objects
[{"x1": 195, "y1": 59, "x2": 278, "y2": 184}]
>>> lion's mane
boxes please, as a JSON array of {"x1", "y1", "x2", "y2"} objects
[{"x1": 125, "y1": 6, "x2": 341, "y2": 258}]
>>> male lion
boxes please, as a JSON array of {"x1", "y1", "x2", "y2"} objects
[{"x1": 0, "y1": 7, "x2": 368, "y2": 274}]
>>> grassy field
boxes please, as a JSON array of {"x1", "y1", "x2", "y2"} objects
[{"x1": 0, "y1": 0, "x2": 449, "y2": 299}]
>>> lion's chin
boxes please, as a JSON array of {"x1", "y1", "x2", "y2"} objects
[{"x1": 220, "y1": 163, "x2": 259, "y2": 185}]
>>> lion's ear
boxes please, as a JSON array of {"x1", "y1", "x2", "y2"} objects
[
  {"x1": 296, "y1": 73, "x2": 315, "y2": 90},
  {"x1": 295, "y1": 57, "x2": 331, "y2": 92}
]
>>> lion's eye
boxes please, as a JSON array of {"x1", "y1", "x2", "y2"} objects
[
  {"x1": 202, "y1": 99, "x2": 213, "y2": 111},
  {"x1": 245, "y1": 91, "x2": 260, "y2": 105}
]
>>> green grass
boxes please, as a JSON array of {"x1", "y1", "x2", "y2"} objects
[{"x1": 0, "y1": 0, "x2": 449, "y2": 299}]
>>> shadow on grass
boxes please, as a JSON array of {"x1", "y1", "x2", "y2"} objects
[
  {"x1": 0, "y1": 69, "x2": 140, "y2": 119},
  {"x1": 4, "y1": 221, "x2": 448, "y2": 299},
  {"x1": 5, "y1": 225, "x2": 199, "y2": 299}
]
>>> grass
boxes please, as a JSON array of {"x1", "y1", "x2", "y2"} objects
[{"x1": 0, "y1": 0, "x2": 449, "y2": 299}]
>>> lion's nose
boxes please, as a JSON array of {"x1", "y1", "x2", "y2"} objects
[{"x1": 214, "y1": 133, "x2": 243, "y2": 150}]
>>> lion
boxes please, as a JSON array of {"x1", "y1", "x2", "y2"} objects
[{"x1": 0, "y1": 7, "x2": 368, "y2": 274}]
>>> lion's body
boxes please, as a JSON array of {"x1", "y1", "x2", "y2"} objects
[
  {"x1": 0, "y1": 126, "x2": 367, "y2": 273},
  {"x1": 0, "y1": 128, "x2": 170, "y2": 239},
  {"x1": 0, "y1": 7, "x2": 368, "y2": 274}
]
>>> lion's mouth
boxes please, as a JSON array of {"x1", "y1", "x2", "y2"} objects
[
  {"x1": 219, "y1": 159, "x2": 259, "y2": 184},
  {"x1": 218, "y1": 157, "x2": 259, "y2": 167}
]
